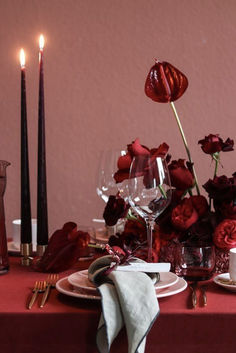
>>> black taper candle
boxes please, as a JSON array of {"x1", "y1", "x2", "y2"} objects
[
  {"x1": 37, "y1": 35, "x2": 48, "y2": 250},
  {"x1": 20, "y1": 50, "x2": 32, "y2": 245}
]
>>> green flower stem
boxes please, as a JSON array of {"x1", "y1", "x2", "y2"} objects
[
  {"x1": 126, "y1": 209, "x2": 145, "y2": 225},
  {"x1": 170, "y1": 101, "x2": 200, "y2": 195},
  {"x1": 88, "y1": 243, "x2": 105, "y2": 249},
  {"x1": 212, "y1": 152, "x2": 220, "y2": 178},
  {"x1": 158, "y1": 184, "x2": 167, "y2": 199}
]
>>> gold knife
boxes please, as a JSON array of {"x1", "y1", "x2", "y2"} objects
[
  {"x1": 189, "y1": 282, "x2": 197, "y2": 308},
  {"x1": 201, "y1": 285, "x2": 207, "y2": 306}
]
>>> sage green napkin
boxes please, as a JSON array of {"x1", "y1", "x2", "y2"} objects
[{"x1": 88, "y1": 255, "x2": 160, "y2": 353}]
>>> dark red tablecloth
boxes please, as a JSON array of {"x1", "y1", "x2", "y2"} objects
[{"x1": 0, "y1": 256, "x2": 236, "y2": 353}]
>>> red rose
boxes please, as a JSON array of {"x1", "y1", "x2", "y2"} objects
[
  {"x1": 203, "y1": 174, "x2": 236, "y2": 202},
  {"x1": 145, "y1": 61, "x2": 188, "y2": 103},
  {"x1": 213, "y1": 219, "x2": 236, "y2": 250},
  {"x1": 171, "y1": 198, "x2": 199, "y2": 230},
  {"x1": 114, "y1": 139, "x2": 149, "y2": 183},
  {"x1": 168, "y1": 159, "x2": 194, "y2": 190},
  {"x1": 103, "y1": 194, "x2": 130, "y2": 226},
  {"x1": 127, "y1": 138, "x2": 150, "y2": 157},
  {"x1": 114, "y1": 139, "x2": 169, "y2": 183},
  {"x1": 198, "y1": 134, "x2": 223, "y2": 154},
  {"x1": 220, "y1": 201, "x2": 236, "y2": 220},
  {"x1": 190, "y1": 195, "x2": 209, "y2": 217},
  {"x1": 198, "y1": 134, "x2": 234, "y2": 154}
]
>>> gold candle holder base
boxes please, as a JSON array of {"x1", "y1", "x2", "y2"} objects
[
  {"x1": 37, "y1": 244, "x2": 47, "y2": 257},
  {"x1": 20, "y1": 243, "x2": 32, "y2": 266}
]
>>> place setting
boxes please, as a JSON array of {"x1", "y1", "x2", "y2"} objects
[{"x1": 56, "y1": 262, "x2": 187, "y2": 301}]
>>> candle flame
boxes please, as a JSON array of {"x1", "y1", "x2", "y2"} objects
[
  {"x1": 20, "y1": 49, "x2": 25, "y2": 68},
  {"x1": 39, "y1": 34, "x2": 45, "y2": 50}
]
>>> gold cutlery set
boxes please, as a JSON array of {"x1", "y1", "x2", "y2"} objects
[
  {"x1": 189, "y1": 282, "x2": 207, "y2": 308},
  {"x1": 28, "y1": 274, "x2": 59, "y2": 309}
]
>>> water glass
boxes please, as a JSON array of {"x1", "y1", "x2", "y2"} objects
[{"x1": 176, "y1": 243, "x2": 215, "y2": 281}]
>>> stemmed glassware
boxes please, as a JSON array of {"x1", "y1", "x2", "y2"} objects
[
  {"x1": 96, "y1": 150, "x2": 129, "y2": 238},
  {"x1": 96, "y1": 150, "x2": 128, "y2": 204},
  {"x1": 128, "y1": 156, "x2": 172, "y2": 262}
]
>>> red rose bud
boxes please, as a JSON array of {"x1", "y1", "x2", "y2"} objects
[
  {"x1": 213, "y1": 219, "x2": 236, "y2": 250},
  {"x1": 103, "y1": 195, "x2": 130, "y2": 226},
  {"x1": 168, "y1": 159, "x2": 194, "y2": 190},
  {"x1": 145, "y1": 61, "x2": 188, "y2": 103}
]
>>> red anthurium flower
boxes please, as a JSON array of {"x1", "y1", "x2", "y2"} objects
[
  {"x1": 32, "y1": 222, "x2": 90, "y2": 272},
  {"x1": 145, "y1": 61, "x2": 188, "y2": 103}
]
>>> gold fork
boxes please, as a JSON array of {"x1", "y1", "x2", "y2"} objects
[
  {"x1": 28, "y1": 281, "x2": 46, "y2": 309},
  {"x1": 40, "y1": 274, "x2": 59, "y2": 308}
]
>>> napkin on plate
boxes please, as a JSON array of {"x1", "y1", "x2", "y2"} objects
[{"x1": 88, "y1": 255, "x2": 161, "y2": 353}]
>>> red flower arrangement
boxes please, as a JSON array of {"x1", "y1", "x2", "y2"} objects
[{"x1": 103, "y1": 60, "x2": 236, "y2": 267}]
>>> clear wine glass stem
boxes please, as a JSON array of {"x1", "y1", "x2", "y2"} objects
[{"x1": 146, "y1": 218, "x2": 155, "y2": 262}]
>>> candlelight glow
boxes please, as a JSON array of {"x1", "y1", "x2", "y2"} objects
[
  {"x1": 20, "y1": 49, "x2": 25, "y2": 68},
  {"x1": 39, "y1": 34, "x2": 45, "y2": 50}
]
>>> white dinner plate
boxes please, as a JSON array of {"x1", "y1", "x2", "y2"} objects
[
  {"x1": 214, "y1": 273, "x2": 236, "y2": 292},
  {"x1": 68, "y1": 270, "x2": 179, "y2": 293},
  {"x1": 56, "y1": 276, "x2": 187, "y2": 300}
]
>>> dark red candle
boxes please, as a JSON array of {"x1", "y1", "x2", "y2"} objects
[
  {"x1": 20, "y1": 49, "x2": 32, "y2": 244},
  {"x1": 37, "y1": 35, "x2": 48, "y2": 247}
]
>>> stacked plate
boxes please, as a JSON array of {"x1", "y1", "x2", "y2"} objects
[{"x1": 56, "y1": 270, "x2": 187, "y2": 300}]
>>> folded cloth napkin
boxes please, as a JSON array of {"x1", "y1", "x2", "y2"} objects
[{"x1": 88, "y1": 255, "x2": 160, "y2": 353}]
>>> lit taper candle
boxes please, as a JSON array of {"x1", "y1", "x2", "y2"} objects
[
  {"x1": 20, "y1": 49, "x2": 32, "y2": 265},
  {"x1": 37, "y1": 35, "x2": 48, "y2": 256}
]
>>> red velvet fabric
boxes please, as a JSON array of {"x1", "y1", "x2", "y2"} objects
[{"x1": 0, "y1": 256, "x2": 236, "y2": 353}]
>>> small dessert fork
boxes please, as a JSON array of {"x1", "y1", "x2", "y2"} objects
[
  {"x1": 40, "y1": 274, "x2": 59, "y2": 308},
  {"x1": 28, "y1": 281, "x2": 46, "y2": 309}
]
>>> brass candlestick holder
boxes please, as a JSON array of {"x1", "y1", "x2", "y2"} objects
[
  {"x1": 37, "y1": 244, "x2": 47, "y2": 257},
  {"x1": 20, "y1": 243, "x2": 32, "y2": 266}
]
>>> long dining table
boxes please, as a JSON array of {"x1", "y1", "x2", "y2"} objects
[{"x1": 0, "y1": 255, "x2": 236, "y2": 353}]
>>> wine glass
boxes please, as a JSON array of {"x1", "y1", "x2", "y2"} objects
[
  {"x1": 96, "y1": 149, "x2": 129, "y2": 239},
  {"x1": 96, "y1": 149, "x2": 128, "y2": 203},
  {"x1": 128, "y1": 155, "x2": 172, "y2": 262}
]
